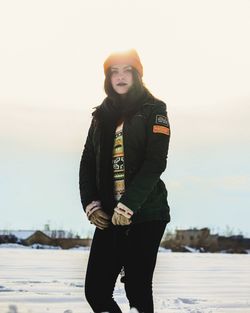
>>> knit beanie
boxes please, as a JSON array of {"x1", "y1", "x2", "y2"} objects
[{"x1": 103, "y1": 49, "x2": 143, "y2": 77}]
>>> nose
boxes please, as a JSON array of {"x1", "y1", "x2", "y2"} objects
[{"x1": 117, "y1": 71, "x2": 125, "y2": 80}]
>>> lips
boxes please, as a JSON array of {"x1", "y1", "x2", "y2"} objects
[{"x1": 117, "y1": 82, "x2": 127, "y2": 86}]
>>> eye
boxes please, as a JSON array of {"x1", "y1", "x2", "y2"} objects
[{"x1": 125, "y1": 67, "x2": 132, "y2": 72}]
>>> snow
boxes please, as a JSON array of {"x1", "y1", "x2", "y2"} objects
[
  {"x1": 0, "y1": 243, "x2": 31, "y2": 249},
  {"x1": 0, "y1": 248, "x2": 250, "y2": 313},
  {"x1": 184, "y1": 245, "x2": 201, "y2": 253}
]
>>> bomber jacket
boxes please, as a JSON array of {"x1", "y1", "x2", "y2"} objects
[{"x1": 79, "y1": 98, "x2": 171, "y2": 224}]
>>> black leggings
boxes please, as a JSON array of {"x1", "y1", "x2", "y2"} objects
[{"x1": 85, "y1": 220, "x2": 167, "y2": 313}]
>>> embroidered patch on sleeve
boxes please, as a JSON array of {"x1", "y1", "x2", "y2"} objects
[
  {"x1": 155, "y1": 115, "x2": 169, "y2": 127},
  {"x1": 153, "y1": 125, "x2": 170, "y2": 135}
]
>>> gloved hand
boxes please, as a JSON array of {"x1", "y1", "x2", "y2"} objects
[
  {"x1": 89, "y1": 209, "x2": 110, "y2": 230},
  {"x1": 111, "y1": 202, "x2": 133, "y2": 226},
  {"x1": 85, "y1": 200, "x2": 110, "y2": 230},
  {"x1": 112, "y1": 211, "x2": 131, "y2": 225}
]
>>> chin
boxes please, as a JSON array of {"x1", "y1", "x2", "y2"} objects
[
  {"x1": 117, "y1": 88, "x2": 130, "y2": 94},
  {"x1": 116, "y1": 91, "x2": 128, "y2": 95}
]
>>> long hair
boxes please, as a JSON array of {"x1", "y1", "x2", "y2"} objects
[{"x1": 92, "y1": 67, "x2": 156, "y2": 125}]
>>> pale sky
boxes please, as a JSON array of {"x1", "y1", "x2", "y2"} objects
[{"x1": 1, "y1": 0, "x2": 250, "y2": 237}]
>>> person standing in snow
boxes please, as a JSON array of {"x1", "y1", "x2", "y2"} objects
[{"x1": 79, "y1": 49, "x2": 171, "y2": 313}]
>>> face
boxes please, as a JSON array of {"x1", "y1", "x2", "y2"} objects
[{"x1": 110, "y1": 64, "x2": 133, "y2": 95}]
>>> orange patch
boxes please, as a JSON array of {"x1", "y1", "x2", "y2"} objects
[{"x1": 153, "y1": 125, "x2": 170, "y2": 135}]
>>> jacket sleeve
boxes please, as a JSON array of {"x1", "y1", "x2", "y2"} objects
[
  {"x1": 79, "y1": 118, "x2": 99, "y2": 212},
  {"x1": 119, "y1": 102, "x2": 170, "y2": 213}
]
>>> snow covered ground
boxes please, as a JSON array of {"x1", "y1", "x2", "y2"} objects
[{"x1": 0, "y1": 247, "x2": 250, "y2": 313}]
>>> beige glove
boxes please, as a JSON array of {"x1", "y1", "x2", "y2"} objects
[
  {"x1": 89, "y1": 209, "x2": 110, "y2": 230},
  {"x1": 111, "y1": 202, "x2": 134, "y2": 226},
  {"x1": 112, "y1": 211, "x2": 131, "y2": 225}
]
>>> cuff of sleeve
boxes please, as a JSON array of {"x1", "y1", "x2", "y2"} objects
[
  {"x1": 86, "y1": 200, "x2": 101, "y2": 219},
  {"x1": 115, "y1": 202, "x2": 134, "y2": 218}
]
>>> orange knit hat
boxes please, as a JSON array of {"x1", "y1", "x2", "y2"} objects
[{"x1": 103, "y1": 49, "x2": 143, "y2": 77}]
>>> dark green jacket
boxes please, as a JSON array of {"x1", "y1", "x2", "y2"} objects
[{"x1": 79, "y1": 98, "x2": 171, "y2": 224}]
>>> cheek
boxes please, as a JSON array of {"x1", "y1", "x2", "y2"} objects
[{"x1": 110, "y1": 76, "x2": 116, "y2": 88}]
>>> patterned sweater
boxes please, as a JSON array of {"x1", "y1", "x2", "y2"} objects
[{"x1": 112, "y1": 121, "x2": 125, "y2": 201}]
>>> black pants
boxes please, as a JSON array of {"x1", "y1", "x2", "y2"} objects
[{"x1": 85, "y1": 220, "x2": 167, "y2": 313}]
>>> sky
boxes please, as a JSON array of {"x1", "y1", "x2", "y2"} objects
[{"x1": 0, "y1": 0, "x2": 250, "y2": 237}]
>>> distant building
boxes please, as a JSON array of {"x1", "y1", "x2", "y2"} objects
[
  {"x1": 24, "y1": 231, "x2": 92, "y2": 249},
  {"x1": 175, "y1": 228, "x2": 219, "y2": 250},
  {"x1": 218, "y1": 235, "x2": 250, "y2": 252},
  {"x1": 161, "y1": 227, "x2": 219, "y2": 252},
  {"x1": 0, "y1": 229, "x2": 92, "y2": 249},
  {"x1": 162, "y1": 227, "x2": 250, "y2": 253},
  {"x1": 0, "y1": 230, "x2": 37, "y2": 240}
]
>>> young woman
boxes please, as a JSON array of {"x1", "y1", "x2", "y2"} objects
[{"x1": 79, "y1": 49, "x2": 171, "y2": 313}]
